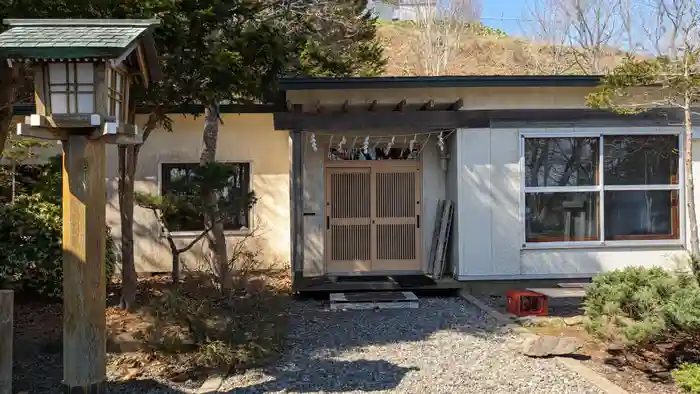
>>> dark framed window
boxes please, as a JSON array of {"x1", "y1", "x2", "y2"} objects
[
  {"x1": 160, "y1": 162, "x2": 251, "y2": 233},
  {"x1": 523, "y1": 134, "x2": 680, "y2": 244}
]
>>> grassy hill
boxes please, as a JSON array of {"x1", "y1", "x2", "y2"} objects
[{"x1": 377, "y1": 21, "x2": 624, "y2": 76}]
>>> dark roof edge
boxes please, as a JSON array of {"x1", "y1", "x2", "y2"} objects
[
  {"x1": 12, "y1": 103, "x2": 282, "y2": 116},
  {"x1": 279, "y1": 75, "x2": 603, "y2": 90},
  {"x1": 3, "y1": 19, "x2": 160, "y2": 27}
]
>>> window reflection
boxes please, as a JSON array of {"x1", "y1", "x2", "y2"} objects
[
  {"x1": 525, "y1": 192, "x2": 599, "y2": 242},
  {"x1": 604, "y1": 135, "x2": 678, "y2": 185},
  {"x1": 604, "y1": 190, "x2": 679, "y2": 240},
  {"x1": 525, "y1": 137, "x2": 599, "y2": 187}
]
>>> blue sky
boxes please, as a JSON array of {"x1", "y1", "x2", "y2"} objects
[{"x1": 481, "y1": 0, "x2": 529, "y2": 36}]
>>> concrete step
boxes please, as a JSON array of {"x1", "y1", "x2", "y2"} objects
[{"x1": 329, "y1": 291, "x2": 419, "y2": 310}]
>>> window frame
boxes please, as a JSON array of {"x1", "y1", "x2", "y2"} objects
[
  {"x1": 158, "y1": 160, "x2": 254, "y2": 236},
  {"x1": 107, "y1": 66, "x2": 129, "y2": 123},
  {"x1": 45, "y1": 62, "x2": 96, "y2": 115},
  {"x1": 519, "y1": 127, "x2": 684, "y2": 250}
]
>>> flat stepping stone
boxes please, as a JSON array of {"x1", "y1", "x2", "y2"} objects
[
  {"x1": 329, "y1": 291, "x2": 419, "y2": 310},
  {"x1": 520, "y1": 335, "x2": 582, "y2": 357}
]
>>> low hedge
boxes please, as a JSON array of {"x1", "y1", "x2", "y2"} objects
[{"x1": 584, "y1": 266, "x2": 700, "y2": 347}]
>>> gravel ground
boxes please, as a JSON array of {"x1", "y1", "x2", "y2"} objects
[{"x1": 219, "y1": 296, "x2": 604, "y2": 394}]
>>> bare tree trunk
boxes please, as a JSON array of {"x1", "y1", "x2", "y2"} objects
[
  {"x1": 10, "y1": 162, "x2": 15, "y2": 202},
  {"x1": 684, "y1": 102, "x2": 699, "y2": 257},
  {"x1": 163, "y1": 228, "x2": 180, "y2": 284},
  {"x1": 118, "y1": 145, "x2": 138, "y2": 311},
  {"x1": 172, "y1": 253, "x2": 180, "y2": 284},
  {"x1": 0, "y1": 290, "x2": 12, "y2": 394},
  {"x1": 117, "y1": 109, "x2": 162, "y2": 309},
  {"x1": 200, "y1": 104, "x2": 231, "y2": 295},
  {"x1": 0, "y1": 60, "x2": 17, "y2": 158}
]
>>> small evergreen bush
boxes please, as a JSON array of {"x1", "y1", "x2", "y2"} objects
[
  {"x1": 583, "y1": 266, "x2": 700, "y2": 347},
  {"x1": 0, "y1": 155, "x2": 116, "y2": 298},
  {"x1": 674, "y1": 363, "x2": 700, "y2": 393}
]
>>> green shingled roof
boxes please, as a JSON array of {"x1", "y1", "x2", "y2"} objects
[{"x1": 0, "y1": 19, "x2": 158, "y2": 59}]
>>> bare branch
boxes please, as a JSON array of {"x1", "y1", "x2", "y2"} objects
[{"x1": 409, "y1": 0, "x2": 481, "y2": 76}]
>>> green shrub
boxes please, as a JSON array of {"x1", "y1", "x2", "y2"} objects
[
  {"x1": 0, "y1": 195, "x2": 116, "y2": 298},
  {"x1": 583, "y1": 266, "x2": 700, "y2": 347},
  {"x1": 674, "y1": 363, "x2": 700, "y2": 393}
]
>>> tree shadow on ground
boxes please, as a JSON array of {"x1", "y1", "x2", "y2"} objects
[
  {"x1": 13, "y1": 289, "x2": 503, "y2": 394},
  {"x1": 224, "y1": 359, "x2": 420, "y2": 394},
  {"x1": 219, "y1": 294, "x2": 506, "y2": 393},
  {"x1": 105, "y1": 379, "x2": 189, "y2": 393}
]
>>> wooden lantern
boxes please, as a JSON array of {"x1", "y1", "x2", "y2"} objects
[
  {"x1": 0, "y1": 19, "x2": 162, "y2": 144},
  {"x1": 0, "y1": 19, "x2": 161, "y2": 394}
]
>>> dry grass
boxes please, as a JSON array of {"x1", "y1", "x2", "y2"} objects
[
  {"x1": 106, "y1": 271, "x2": 291, "y2": 383},
  {"x1": 377, "y1": 22, "x2": 625, "y2": 76}
]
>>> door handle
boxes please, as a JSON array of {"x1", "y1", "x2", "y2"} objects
[
  {"x1": 417, "y1": 215, "x2": 420, "y2": 228},
  {"x1": 326, "y1": 216, "x2": 330, "y2": 230}
]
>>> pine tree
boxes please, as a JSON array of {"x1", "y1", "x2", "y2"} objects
[{"x1": 289, "y1": 0, "x2": 387, "y2": 76}]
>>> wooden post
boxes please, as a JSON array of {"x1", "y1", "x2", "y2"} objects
[
  {"x1": 62, "y1": 135, "x2": 107, "y2": 394},
  {"x1": 0, "y1": 290, "x2": 12, "y2": 394},
  {"x1": 290, "y1": 129, "x2": 304, "y2": 284}
]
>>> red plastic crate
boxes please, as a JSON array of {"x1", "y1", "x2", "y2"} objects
[{"x1": 506, "y1": 290, "x2": 548, "y2": 317}]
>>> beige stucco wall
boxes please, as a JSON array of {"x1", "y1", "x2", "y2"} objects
[
  {"x1": 106, "y1": 113, "x2": 291, "y2": 273},
  {"x1": 453, "y1": 126, "x2": 697, "y2": 280}
]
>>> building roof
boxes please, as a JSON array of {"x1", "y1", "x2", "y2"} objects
[
  {"x1": 0, "y1": 19, "x2": 159, "y2": 59},
  {"x1": 11, "y1": 74, "x2": 605, "y2": 115},
  {"x1": 279, "y1": 75, "x2": 603, "y2": 90}
]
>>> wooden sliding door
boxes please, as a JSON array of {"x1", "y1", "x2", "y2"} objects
[
  {"x1": 325, "y1": 162, "x2": 421, "y2": 275},
  {"x1": 325, "y1": 167, "x2": 373, "y2": 273}
]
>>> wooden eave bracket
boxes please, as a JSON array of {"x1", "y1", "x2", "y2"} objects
[
  {"x1": 18, "y1": 115, "x2": 141, "y2": 144},
  {"x1": 109, "y1": 41, "x2": 150, "y2": 88},
  {"x1": 17, "y1": 122, "x2": 69, "y2": 140},
  {"x1": 420, "y1": 99, "x2": 435, "y2": 111},
  {"x1": 28, "y1": 114, "x2": 107, "y2": 128},
  {"x1": 90, "y1": 122, "x2": 141, "y2": 145},
  {"x1": 448, "y1": 98, "x2": 464, "y2": 111},
  {"x1": 135, "y1": 43, "x2": 149, "y2": 88}
]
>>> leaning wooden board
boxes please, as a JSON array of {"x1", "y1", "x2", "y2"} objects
[
  {"x1": 431, "y1": 200, "x2": 454, "y2": 279},
  {"x1": 428, "y1": 200, "x2": 444, "y2": 276}
]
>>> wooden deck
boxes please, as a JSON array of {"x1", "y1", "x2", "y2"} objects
[{"x1": 293, "y1": 275, "x2": 462, "y2": 293}]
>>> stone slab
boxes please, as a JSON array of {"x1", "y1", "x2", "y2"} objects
[
  {"x1": 520, "y1": 335, "x2": 582, "y2": 357},
  {"x1": 527, "y1": 287, "x2": 587, "y2": 298}
]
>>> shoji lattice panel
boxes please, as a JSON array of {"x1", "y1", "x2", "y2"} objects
[
  {"x1": 373, "y1": 167, "x2": 420, "y2": 269},
  {"x1": 326, "y1": 169, "x2": 372, "y2": 271}
]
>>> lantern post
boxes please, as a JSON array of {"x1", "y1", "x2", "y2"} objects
[{"x1": 0, "y1": 19, "x2": 161, "y2": 393}]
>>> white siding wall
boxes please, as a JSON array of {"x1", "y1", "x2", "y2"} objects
[
  {"x1": 446, "y1": 134, "x2": 460, "y2": 275},
  {"x1": 421, "y1": 142, "x2": 446, "y2": 270},
  {"x1": 454, "y1": 127, "x2": 696, "y2": 280},
  {"x1": 301, "y1": 135, "x2": 326, "y2": 276}
]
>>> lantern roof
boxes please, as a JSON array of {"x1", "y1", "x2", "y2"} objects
[{"x1": 0, "y1": 19, "x2": 161, "y2": 82}]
